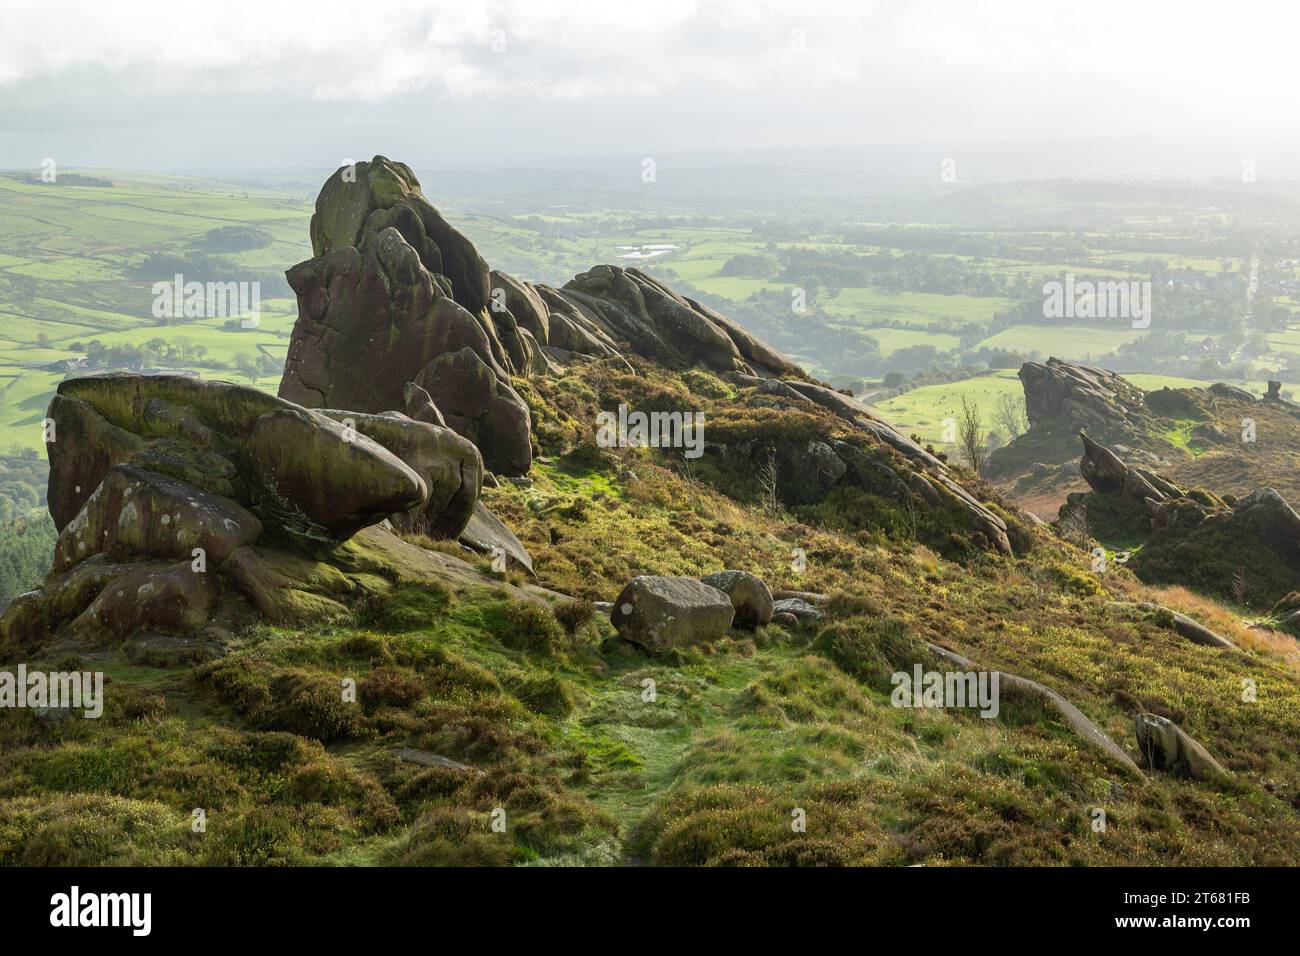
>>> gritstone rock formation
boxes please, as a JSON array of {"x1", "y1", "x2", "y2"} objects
[
  {"x1": 1020, "y1": 358, "x2": 1151, "y2": 432},
  {"x1": 0, "y1": 374, "x2": 505, "y2": 658},
  {"x1": 1066, "y1": 432, "x2": 1300, "y2": 606},
  {"x1": 275, "y1": 155, "x2": 1015, "y2": 557}
]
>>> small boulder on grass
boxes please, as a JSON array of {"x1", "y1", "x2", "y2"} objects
[
  {"x1": 772, "y1": 597, "x2": 823, "y2": 624},
  {"x1": 701, "y1": 570, "x2": 774, "y2": 629},
  {"x1": 611, "y1": 576, "x2": 734, "y2": 653},
  {"x1": 1135, "y1": 713, "x2": 1231, "y2": 783}
]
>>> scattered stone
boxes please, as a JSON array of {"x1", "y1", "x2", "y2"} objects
[
  {"x1": 701, "y1": 570, "x2": 774, "y2": 629},
  {"x1": 772, "y1": 597, "x2": 823, "y2": 622},
  {"x1": 771, "y1": 589, "x2": 828, "y2": 604},
  {"x1": 611, "y1": 576, "x2": 735, "y2": 652},
  {"x1": 458, "y1": 501, "x2": 535, "y2": 577},
  {"x1": 389, "y1": 747, "x2": 479, "y2": 773},
  {"x1": 1135, "y1": 713, "x2": 1231, "y2": 782},
  {"x1": 930, "y1": 642, "x2": 1141, "y2": 775}
]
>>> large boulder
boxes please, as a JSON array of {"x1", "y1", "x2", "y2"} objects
[
  {"x1": 6, "y1": 372, "x2": 491, "y2": 657},
  {"x1": 53, "y1": 464, "x2": 261, "y2": 572},
  {"x1": 611, "y1": 576, "x2": 735, "y2": 652},
  {"x1": 700, "y1": 570, "x2": 774, "y2": 629},
  {"x1": 316, "y1": 409, "x2": 482, "y2": 538},
  {"x1": 70, "y1": 560, "x2": 219, "y2": 641},
  {"x1": 244, "y1": 407, "x2": 427, "y2": 545},
  {"x1": 47, "y1": 374, "x2": 425, "y2": 548},
  {"x1": 772, "y1": 597, "x2": 823, "y2": 623}
]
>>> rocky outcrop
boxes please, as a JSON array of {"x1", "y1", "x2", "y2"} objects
[
  {"x1": 279, "y1": 156, "x2": 533, "y2": 474},
  {"x1": 701, "y1": 570, "x2": 774, "y2": 629},
  {"x1": 271, "y1": 158, "x2": 1016, "y2": 557},
  {"x1": 1135, "y1": 713, "x2": 1230, "y2": 782},
  {"x1": 1068, "y1": 433, "x2": 1300, "y2": 605},
  {"x1": 720, "y1": 376, "x2": 1015, "y2": 555},
  {"x1": 1, "y1": 373, "x2": 492, "y2": 654},
  {"x1": 611, "y1": 576, "x2": 735, "y2": 652},
  {"x1": 1079, "y1": 431, "x2": 1184, "y2": 506},
  {"x1": 1020, "y1": 358, "x2": 1151, "y2": 431},
  {"x1": 989, "y1": 359, "x2": 1181, "y2": 483},
  {"x1": 559, "y1": 266, "x2": 790, "y2": 376},
  {"x1": 1233, "y1": 488, "x2": 1300, "y2": 561}
]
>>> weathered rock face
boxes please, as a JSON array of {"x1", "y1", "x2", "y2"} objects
[
  {"x1": 244, "y1": 406, "x2": 426, "y2": 544},
  {"x1": 1020, "y1": 358, "x2": 1150, "y2": 431},
  {"x1": 46, "y1": 374, "x2": 425, "y2": 545},
  {"x1": 611, "y1": 576, "x2": 735, "y2": 652},
  {"x1": 1, "y1": 372, "x2": 487, "y2": 654},
  {"x1": 1135, "y1": 713, "x2": 1230, "y2": 782},
  {"x1": 557, "y1": 265, "x2": 806, "y2": 378},
  {"x1": 701, "y1": 570, "x2": 774, "y2": 629},
  {"x1": 315, "y1": 409, "x2": 482, "y2": 539},
  {"x1": 413, "y1": 347, "x2": 532, "y2": 476},
  {"x1": 279, "y1": 157, "x2": 541, "y2": 475},
  {"x1": 489, "y1": 270, "x2": 550, "y2": 345},
  {"x1": 280, "y1": 227, "x2": 510, "y2": 414},
  {"x1": 1079, "y1": 431, "x2": 1184, "y2": 505},
  {"x1": 53, "y1": 464, "x2": 261, "y2": 573}
]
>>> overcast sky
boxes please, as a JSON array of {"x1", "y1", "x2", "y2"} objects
[{"x1": 2, "y1": 0, "x2": 1296, "y2": 178}]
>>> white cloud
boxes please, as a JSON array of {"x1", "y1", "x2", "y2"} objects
[{"x1": 1, "y1": 0, "x2": 1296, "y2": 160}]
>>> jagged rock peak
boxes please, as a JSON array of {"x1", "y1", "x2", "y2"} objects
[{"x1": 1020, "y1": 357, "x2": 1150, "y2": 431}]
